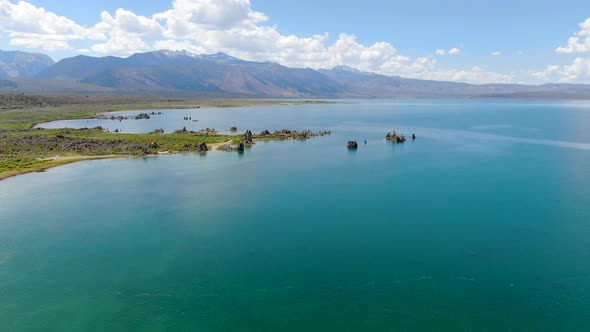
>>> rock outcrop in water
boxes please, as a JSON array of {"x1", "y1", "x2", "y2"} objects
[
  {"x1": 237, "y1": 142, "x2": 245, "y2": 152},
  {"x1": 229, "y1": 126, "x2": 238, "y2": 132},
  {"x1": 218, "y1": 144, "x2": 238, "y2": 152},
  {"x1": 197, "y1": 128, "x2": 217, "y2": 136},
  {"x1": 243, "y1": 130, "x2": 254, "y2": 144},
  {"x1": 196, "y1": 142, "x2": 208, "y2": 152},
  {"x1": 100, "y1": 112, "x2": 161, "y2": 122},
  {"x1": 347, "y1": 141, "x2": 358, "y2": 149},
  {"x1": 217, "y1": 141, "x2": 247, "y2": 152},
  {"x1": 217, "y1": 128, "x2": 331, "y2": 153},
  {"x1": 180, "y1": 142, "x2": 209, "y2": 152},
  {"x1": 173, "y1": 127, "x2": 218, "y2": 135},
  {"x1": 263, "y1": 129, "x2": 331, "y2": 140},
  {"x1": 386, "y1": 131, "x2": 407, "y2": 143}
]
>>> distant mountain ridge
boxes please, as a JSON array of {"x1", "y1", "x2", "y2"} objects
[
  {"x1": 3, "y1": 49, "x2": 590, "y2": 99},
  {"x1": 0, "y1": 50, "x2": 55, "y2": 78},
  {"x1": 36, "y1": 50, "x2": 343, "y2": 97}
]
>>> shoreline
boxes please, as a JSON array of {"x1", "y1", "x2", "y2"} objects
[
  {"x1": 0, "y1": 155, "x2": 128, "y2": 181},
  {"x1": 0, "y1": 135, "x2": 306, "y2": 181},
  {"x1": 0, "y1": 96, "x2": 334, "y2": 182},
  {"x1": 0, "y1": 141, "x2": 235, "y2": 182},
  {"x1": 0, "y1": 94, "x2": 331, "y2": 181}
]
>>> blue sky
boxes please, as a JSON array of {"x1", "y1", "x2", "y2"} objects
[{"x1": 2, "y1": 0, "x2": 590, "y2": 84}]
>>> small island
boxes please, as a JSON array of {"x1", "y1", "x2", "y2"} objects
[
  {"x1": 386, "y1": 131, "x2": 407, "y2": 143},
  {"x1": 347, "y1": 141, "x2": 359, "y2": 149},
  {"x1": 218, "y1": 129, "x2": 331, "y2": 151}
]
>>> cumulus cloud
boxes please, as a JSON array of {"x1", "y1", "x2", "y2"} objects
[
  {"x1": 448, "y1": 47, "x2": 461, "y2": 55},
  {"x1": 90, "y1": 9, "x2": 162, "y2": 55},
  {"x1": 415, "y1": 66, "x2": 513, "y2": 84},
  {"x1": 491, "y1": 51, "x2": 502, "y2": 56},
  {"x1": 155, "y1": 0, "x2": 267, "y2": 32},
  {"x1": 0, "y1": 0, "x2": 514, "y2": 83},
  {"x1": 152, "y1": 39, "x2": 207, "y2": 54},
  {"x1": 556, "y1": 18, "x2": 590, "y2": 53},
  {"x1": 533, "y1": 58, "x2": 590, "y2": 83},
  {"x1": 435, "y1": 48, "x2": 461, "y2": 56},
  {"x1": 0, "y1": 0, "x2": 101, "y2": 50}
]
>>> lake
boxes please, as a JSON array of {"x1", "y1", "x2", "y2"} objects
[{"x1": 3, "y1": 100, "x2": 590, "y2": 330}]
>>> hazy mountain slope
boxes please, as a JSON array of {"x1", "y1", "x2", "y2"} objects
[
  {"x1": 0, "y1": 79, "x2": 17, "y2": 89},
  {"x1": 36, "y1": 55, "x2": 126, "y2": 79},
  {"x1": 38, "y1": 50, "x2": 344, "y2": 97},
  {"x1": 26, "y1": 49, "x2": 590, "y2": 99},
  {"x1": 321, "y1": 66, "x2": 590, "y2": 98},
  {"x1": 0, "y1": 50, "x2": 55, "y2": 78}
]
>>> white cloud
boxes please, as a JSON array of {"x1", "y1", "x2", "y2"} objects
[
  {"x1": 491, "y1": 51, "x2": 502, "y2": 56},
  {"x1": 90, "y1": 9, "x2": 162, "y2": 55},
  {"x1": 95, "y1": 9, "x2": 161, "y2": 36},
  {"x1": 152, "y1": 39, "x2": 207, "y2": 54},
  {"x1": 10, "y1": 34, "x2": 74, "y2": 51},
  {"x1": 154, "y1": 0, "x2": 267, "y2": 38},
  {"x1": 0, "y1": 0, "x2": 101, "y2": 50},
  {"x1": 556, "y1": 18, "x2": 590, "y2": 53},
  {"x1": 0, "y1": 0, "x2": 514, "y2": 83},
  {"x1": 415, "y1": 66, "x2": 513, "y2": 84},
  {"x1": 435, "y1": 48, "x2": 461, "y2": 56},
  {"x1": 534, "y1": 58, "x2": 590, "y2": 83},
  {"x1": 448, "y1": 47, "x2": 461, "y2": 55}
]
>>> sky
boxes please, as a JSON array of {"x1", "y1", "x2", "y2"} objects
[{"x1": 1, "y1": 0, "x2": 590, "y2": 84}]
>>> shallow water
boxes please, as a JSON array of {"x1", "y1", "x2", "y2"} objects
[{"x1": 4, "y1": 100, "x2": 590, "y2": 330}]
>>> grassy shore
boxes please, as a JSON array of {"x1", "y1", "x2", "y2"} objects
[{"x1": 0, "y1": 93, "x2": 329, "y2": 180}]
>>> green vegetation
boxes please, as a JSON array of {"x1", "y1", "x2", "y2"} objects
[
  {"x1": 0, "y1": 93, "x2": 330, "y2": 180},
  {"x1": 0, "y1": 129, "x2": 234, "y2": 175}
]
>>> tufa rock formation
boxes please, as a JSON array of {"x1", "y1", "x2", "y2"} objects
[
  {"x1": 135, "y1": 113, "x2": 151, "y2": 120},
  {"x1": 243, "y1": 130, "x2": 254, "y2": 144},
  {"x1": 386, "y1": 131, "x2": 407, "y2": 143},
  {"x1": 196, "y1": 142, "x2": 208, "y2": 152},
  {"x1": 237, "y1": 142, "x2": 245, "y2": 152}
]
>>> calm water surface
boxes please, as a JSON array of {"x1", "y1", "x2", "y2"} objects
[{"x1": 3, "y1": 100, "x2": 590, "y2": 331}]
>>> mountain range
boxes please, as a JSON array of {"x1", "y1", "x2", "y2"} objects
[{"x1": 2, "y1": 49, "x2": 590, "y2": 99}]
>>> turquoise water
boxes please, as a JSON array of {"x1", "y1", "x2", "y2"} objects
[{"x1": 4, "y1": 100, "x2": 590, "y2": 330}]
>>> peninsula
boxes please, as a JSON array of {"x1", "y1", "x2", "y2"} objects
[{"x1": 0, "y1": 94, "x2": 331, "y2": 180}]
